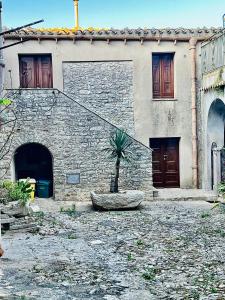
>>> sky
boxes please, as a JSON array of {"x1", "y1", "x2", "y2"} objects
[{"x1": 2, "y1": 0, "x2": 225, "y2": 29}]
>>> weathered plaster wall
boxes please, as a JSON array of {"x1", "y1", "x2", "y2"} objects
[
  {"x1": 0, "y1": 90, "x2": 153, "y2": 201},
  {"x1": 3, "y1": 39, "x2": 197, "y2": 188}
]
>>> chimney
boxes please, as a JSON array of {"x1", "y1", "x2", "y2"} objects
[{"x1": 73, "y1": 0, "x2": 79, "y2": 29}]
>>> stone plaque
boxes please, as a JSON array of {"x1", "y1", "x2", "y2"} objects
[{"x1": 66, "y1": 173, "x2": 80, "y2": 185}]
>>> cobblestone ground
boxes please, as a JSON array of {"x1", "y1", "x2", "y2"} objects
[{"x1": 1, "y1": 201, "x2": 225, "y2": 300}]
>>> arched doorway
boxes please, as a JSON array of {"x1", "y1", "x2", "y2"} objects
[
  {"x1": 207, "y1": 99, "x2": 225, "y2": 190},
  {"x1": 14, "y1": 143, "x2": 53, "y2": 198}
]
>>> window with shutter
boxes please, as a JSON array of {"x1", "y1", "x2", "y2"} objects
[
  {"x1": 19, "y1": 54, "x2": 53, "y2": 88},
  {"x1": 152, "y1": 53, "x2": 174, "y2": 99}
]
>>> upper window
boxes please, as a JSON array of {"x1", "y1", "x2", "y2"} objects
[
  {"x1": 152, "y1": 53, "x2": 174, "y2": 99},
  {"x1": 19, "y1": 54, "x2": 53, "y2": 88}
]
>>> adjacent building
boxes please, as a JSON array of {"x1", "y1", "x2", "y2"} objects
[{"x1": 200, "y1": 30, "x2": 225, "y2": 191}]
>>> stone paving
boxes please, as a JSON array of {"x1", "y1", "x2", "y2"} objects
[{"x1": 1, "y1": 201, "x2": 225, "y2": 299}]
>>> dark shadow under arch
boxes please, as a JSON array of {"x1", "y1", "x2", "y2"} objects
[{"x1": 14, "y1": 143, "x2": 53, "y2": 198}]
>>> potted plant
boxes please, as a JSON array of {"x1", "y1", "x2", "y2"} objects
[{"x1": 91, "y1": 129, "x2": 144, "y2": 210}]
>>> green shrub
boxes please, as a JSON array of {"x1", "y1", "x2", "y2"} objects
[
  {"x1": 1, "y1": 180, "x2": 14, "y2": 190},
  {"x1": 8, "y1": 187, "x2": 30, "y2": 206},
  {"x1": 17, "y1": 180, "x2": 33, "y2": 194},
  {"x1": 2, "y1": 179, "x2": 32, "y2": 206}
]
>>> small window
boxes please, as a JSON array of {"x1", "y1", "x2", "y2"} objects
[
  {"x1": 19, "y1": 54, "x2": 53, "y2": 88},
  {"x1": 152, "y1": 53, "x2": 174, "y2": 99}
]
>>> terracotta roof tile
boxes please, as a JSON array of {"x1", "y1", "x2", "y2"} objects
[{"x1": 3, "y1": 27, "x2": 223, "y2": 41}]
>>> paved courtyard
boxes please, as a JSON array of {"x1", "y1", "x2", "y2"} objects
[{"x1": 1, "y1": 201, "x2": 225, "y2": 299}]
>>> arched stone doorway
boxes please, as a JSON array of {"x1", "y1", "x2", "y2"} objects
[
  {"x1": 14, "y1": 143, "x2": 53, "y2": 198},
  {"x1": 206, "y1": 99, "x2": 225, "y2": 190}
]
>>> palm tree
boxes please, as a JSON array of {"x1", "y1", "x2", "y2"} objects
[{"x1": 104, "y1": 129, "x2": 133, "y2": 193}]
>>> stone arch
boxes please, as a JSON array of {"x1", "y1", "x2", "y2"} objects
[
  {"x1": 14, "y1": 142, "x2": 54, "y2": 198},
  {"x1": 206, "y1": 99, "x2": 225, "y2": 190}
]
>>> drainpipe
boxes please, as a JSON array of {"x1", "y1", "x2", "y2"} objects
[
  {"x1": 0, "y1": 1, "x2": 4, "y2": 97},
  {"x1": 189, "y1": 37, "x2": 198, "y2": 188}
]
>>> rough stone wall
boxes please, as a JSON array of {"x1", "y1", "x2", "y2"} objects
[
  {"x1": 63, "y1": 61, "x2": 135, "y2": 135},
  {"x1": 0, "y1": 90, "x2": 153, "y2": 201}
]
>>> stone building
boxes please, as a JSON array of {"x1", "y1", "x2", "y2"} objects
[
  {"x1": 1, "y1": 27, "x2": 222, "y2": 200},
  {"x1": 200, "y1": 30, "x2": 225, "y2": 191}
]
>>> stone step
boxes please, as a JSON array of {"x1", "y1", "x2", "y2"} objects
[
  {"x1": 1, "y1": 214, "x2": 16, "y2": 231},
  {"x1": 155, "y1": 195, "x2": 217, "y2": 202},
  {"x1": 1, "y1": 207, "x2": 28, "y2": 218},
  {"x1": 1, "y1": 216, "x2": 16, "y2": 224},
  {"x1": 153, "y1": 188, "x2": 217, "y2": 202},
  {"x1": 10, "y1": 223, "x2": 37, "y2": 231}
]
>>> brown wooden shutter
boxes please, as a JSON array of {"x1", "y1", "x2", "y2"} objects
[
  {"x1": 19, "y1": 55, "x2": 53, "y2": 88},
  {"x1": 19, "y1": 56, "x2": 36, "y2": 88},
  {"x1": 152, "y1": 55, "x2": 161, "y2": 98},
  {"x1": 161, "y1": 54, "x2": 174, "y2": 98},
  {"x1": 37, "y1": 56, "x2": 53, "y2": 88},
  {"x1": 152, "y1": 53, "x2": 174, "y2": 99}
]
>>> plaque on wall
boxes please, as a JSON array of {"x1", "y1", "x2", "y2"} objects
[{"x1": 66, "y1": 173, "x2": 80, "y2": 185}]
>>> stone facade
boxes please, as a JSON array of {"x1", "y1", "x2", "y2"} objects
[
  {"x1": 1, "y1": 90, "x2": 153, "y2": 201},
  {"x1": 63, "y1": 61, "x2": 135, "y2": 135}
]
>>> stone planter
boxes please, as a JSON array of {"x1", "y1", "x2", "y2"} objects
[
  {"x1": 2, "y1": 201, "x2": 29, "y2": 218},
  {"x1": 91, "y1": 190, "x2": 144, "y2": 210}
]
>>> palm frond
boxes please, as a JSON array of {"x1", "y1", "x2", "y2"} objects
[{"x1": 102, "y1": 128, "x2": 134, "y2": 162}]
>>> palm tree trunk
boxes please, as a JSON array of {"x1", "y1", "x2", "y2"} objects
[{"x1": 114, "y1": 157, "x2": 120, "y2": 193}]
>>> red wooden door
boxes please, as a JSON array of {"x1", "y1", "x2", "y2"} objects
[{"x1": 150, "y1": 138, "x2": 180, "y2": 188}]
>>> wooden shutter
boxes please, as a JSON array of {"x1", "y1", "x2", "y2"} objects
[
  {"x1": 152, "y1": 55, "x2": 161, "y2": 98},
  {"x1": 37, "y1": 56, "x2": 53, "y2": 88},
  {"x1": 19, "y1": 56, "x2": 36, "y2": 88},
  {"x1": 152, "y1": 53, "x2": 174, "y2": 99},
  {"x1": 161, "y1": 54, "x2": 174, "y2": 98},
  {"x1": 19, "y1": 55, "x2": 53, "y2": 88}
]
